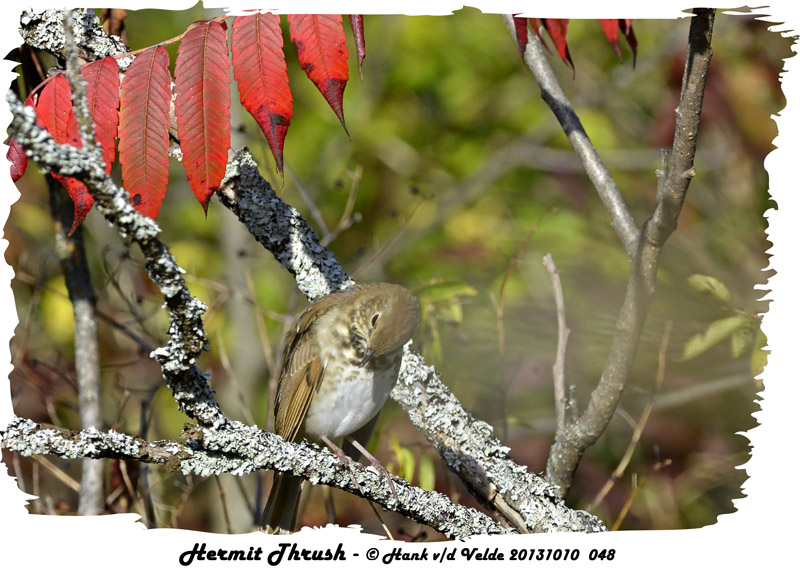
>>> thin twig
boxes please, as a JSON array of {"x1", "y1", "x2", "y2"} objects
[
  {"x1": 214, "y1": 476, "x2": 234, "y2": 534},
  {"x1": 32, "y1": 455, "x2": 79, "y2": 492},
  {"x1": 542, "y1": 254, "x2": 570, "y2": 433},
  {"x1": 497, "y1": 209, "x2": 556, "y2": 360},
  {"x1": 321, "y1": 165, "x2": 363, "y2": 247},
  {"x1": 587, "y1": 321, "x2": 672, "y2": 512}
]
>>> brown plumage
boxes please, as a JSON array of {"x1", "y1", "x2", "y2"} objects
[{"x1": 261, "y1": 283, "x2": 420, "y2": 533}]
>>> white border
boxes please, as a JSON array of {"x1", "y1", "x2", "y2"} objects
[{"x1": 1, "y1": 2, "x2": 797, "y2": 568}]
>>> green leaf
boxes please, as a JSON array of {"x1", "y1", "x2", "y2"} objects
[
  {"x1": 389, "y1": 435, "x2": 415, "y2": 483},
  {"x1": 731, "y1": 325, "x2": 754, "y2": 359},
  {"x1": 417, "y1": 454, "x2": 436, "y2": 491},
  {"x1": 414, "y1": 281, "x2": 478, "y2": 304},
  {"x1": 687, "y1": 274, "x2": 732, "y2": 306},
  {"x1": 681, "y1": 314, "x2": 750, "y2": 361},
  {"x1": 751, "y1": 330, "x2": 769, "y2": 378}
]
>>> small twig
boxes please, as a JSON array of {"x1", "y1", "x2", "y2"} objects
[
  {"x1": 497, "y1": 209, "x2": 556, "y2": 360},
  {"x1": 287, "y1": 164, "x2": 330, "y2": 237},
  {"x1": 587, "y1": 321, "x2": 672, "y2": 512},
  {"x1": 32, "y1": 455, "x2": 79, "y2": 492},
  {"x1": 321, "y1": 165, "x2": 363, "y2": 247},
  {"x1": 542, "y1": 254, "x2": 570, "y2": 433},
  {"x1": 611, "y1": 473, "x2": 640, "y2": 531},
  {"x1": 351, "y1": 198, "x2": 425, "y2": 280},
  {"x1": 216, "y1": 332, "x2": 257, "y2": 427},
  {"x1": 214, "y1": 476, "x2": 234, "y2": 534}
]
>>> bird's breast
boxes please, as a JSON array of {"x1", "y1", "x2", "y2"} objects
[{"x1": 303, "y1": 348, "x2": 403, "y2": 440}]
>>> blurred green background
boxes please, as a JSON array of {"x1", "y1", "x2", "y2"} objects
[{"x1": 4, "y1": 7, "x2": 789, "y2": 536}]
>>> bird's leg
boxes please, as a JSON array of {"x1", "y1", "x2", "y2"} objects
[
  {"x1": 345, "y1": 436, "x2": 399, "y2": 503},
  {"x1": 320, "y1": 435, "x2": 364, "y2": 494}
]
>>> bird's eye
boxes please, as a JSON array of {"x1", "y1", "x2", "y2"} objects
[{"x1": 371, "y1": 313, "x2": 381, "y2": 327}]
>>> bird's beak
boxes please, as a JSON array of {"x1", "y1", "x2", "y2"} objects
[{"x1": 359, "y1": 349, "x2": 375, "y2": 368}]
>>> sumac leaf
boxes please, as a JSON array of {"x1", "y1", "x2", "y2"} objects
[
  {"x1": 175, "y1": 20, "x2": 232, "y2": 211},
  {"x1": 619, "y1": 19, "x2": 638, "y2": 66},
  {"x1": 118, "y1": 46, "x2": 172, "y2": 219},
  {"x1": 232, "y1": 13, "x2": 292, "y2": 176},
  {"x1": 36, "y1": 73, "x2": 94, "y2": 233},
  {"x1": 541, "y1": 19, "x2": 573, "y2": 70},
  {"x1": 8, "y1": 137, "x2": 28, "y2": 182},
  {"x1": 81, "y1": 56, "x2": 120, "y2": 172},
  {"x1": 512, "y1": 15, "x2": 529, "y2": 58},
  {"x1": 599, "y1": 19, "x2": 637, "y2": 65},
  {"x1": 349, "y1": 15, "x2": 365, "y2": 78},
  {"x1": 288, "y1": 14, "x2": 349, "y2": 132}
]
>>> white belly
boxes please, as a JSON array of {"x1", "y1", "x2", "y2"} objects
[{"x1": 303, "y1": 362, "x2": 399, "y2": 440}]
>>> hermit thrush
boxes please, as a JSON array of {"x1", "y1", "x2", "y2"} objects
[{"x1": 260, "y1": 282, "x2": 420, "y2": 533}]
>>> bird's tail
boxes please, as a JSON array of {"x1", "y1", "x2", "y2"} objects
[{"x1": 260, "y1": 472, "x2": 303, "y2": 533}]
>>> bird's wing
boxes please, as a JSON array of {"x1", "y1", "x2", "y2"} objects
[
  {"x1": 273, "y1": 293, "x2": 344, "y2": 441},
  {"x1": 274, "y1": 351, "x2": 325, "y2": 442}
]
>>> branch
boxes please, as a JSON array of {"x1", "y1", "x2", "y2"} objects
[
  {"x1": 19, "y1": 8, "x2": 133, "y2": 68},
  {"x1": 502, "y1": 14, "x2": 640, "y2": 259},
  {"x1": 542, "y1": 254, "x2": 570, "y2": 432},
  {"x1": 544, "y1": 9, "x2": 716, "y2": 496},
  {"x1": 219, "y1": 149, "x2": 605, "y2": 533},
  {"x1": 0, "y1": 416, "x2": 507, "y2": 539}
]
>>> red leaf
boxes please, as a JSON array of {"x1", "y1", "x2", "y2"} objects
[
  {"x1": 175, "y1": 20, "x2": 231, "y2": 211},
  {"x1": 36, "y1": 74, "x2": 74, "y2": 144},
  {"x1": 620, "y1": 19, "x2": 638, "y2": 66},
  {"x1": 288, "y1": 14, "x2": 349, "y2": 133},
  {"x1": 599, "y1": 19, "x2": 623, "y2": 60},
  {"x1": 8, "y1": 137, "x2": 28, "y2": 182},
  {"x1": 512, "y1": 15, "x2": 529, "y2": 58},
  {"x1": 599, "y1": 19, "x2": 637, "y2": 66},
  {"x1": 349, "y1": 15, "x2": 365, "y2": 78},
  {"x1": 53, "y1": 173, "x2": 95, "y2": 234},
  {"x1": 36, "y1": 73, "x2": 94, "y2": 232},
  {"x1": 232, "y1": 13, "x2": 292, "y2": 176},
  {"x1": 81, "y1": 57, "x2": 120, "y2": 172},
  {"x1": 541, "y1": 19, "x2": 574, "y2": 70},
  {"x1": 118, "y1": 46, "x2": 172, "y2": 219}
]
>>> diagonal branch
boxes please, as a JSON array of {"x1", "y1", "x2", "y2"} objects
[
  {"x1": 502, "y1": 14, "x2": 640, "y2": 259},
  {"x1": 544, "y1": 9, "x2": 716, "y2": 496}
]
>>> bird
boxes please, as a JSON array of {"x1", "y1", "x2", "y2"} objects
[{"x1": 260, "y1": 282, "x2": 421, "y2": 533}]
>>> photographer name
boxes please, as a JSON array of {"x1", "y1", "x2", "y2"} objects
[{"x1": 179, "y1": 542, "x2": 346, "y2": 566}]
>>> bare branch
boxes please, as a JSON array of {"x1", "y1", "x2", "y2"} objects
[
  {"x1": 502, "y1": 14, "x2": 640, "y2": 259},
  {"x1": 544, "y1": 9, "x2": 716, "y2": 496},
  {"x1": 0, "y1": 416, "x2": 507, "y2": 539},
  {"x1": 542, "y1": 254, "x2": 570, "y2": 433}
]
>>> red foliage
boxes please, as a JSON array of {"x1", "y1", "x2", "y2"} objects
[
  {"x1": 288, "y1": 14, "x2": 350, "y2": 132},
  {"x1": 175, "y1": 20, "x2": 232, "y2": 211},
  {"x1": 232, "y1": 13, "x2": 293, "y2": 177},
  {"x1": 81, "y1": 57, "x2": 120, "y2": 172},
  {"x1": 36, "y1": 73, "x2": 94, "y2": 233},
  {"x1": 349, "y1": 15, "x2": 365, "y2": 78},
  {"x1": 541, "y1": 19, "x2": 573, "y2": 70},
  {"x1": 7, "y1": 137, "x2": 27, "y2": 183},
  {"x1": 599, "y1": 19, "x2": 638, "y2": 65},
  {"x1": 513, "y1": 18, "x2": 637, "y2": 69},
  {"x1": 118, "y1": 46, "x2": 172, "y2": 219}
]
